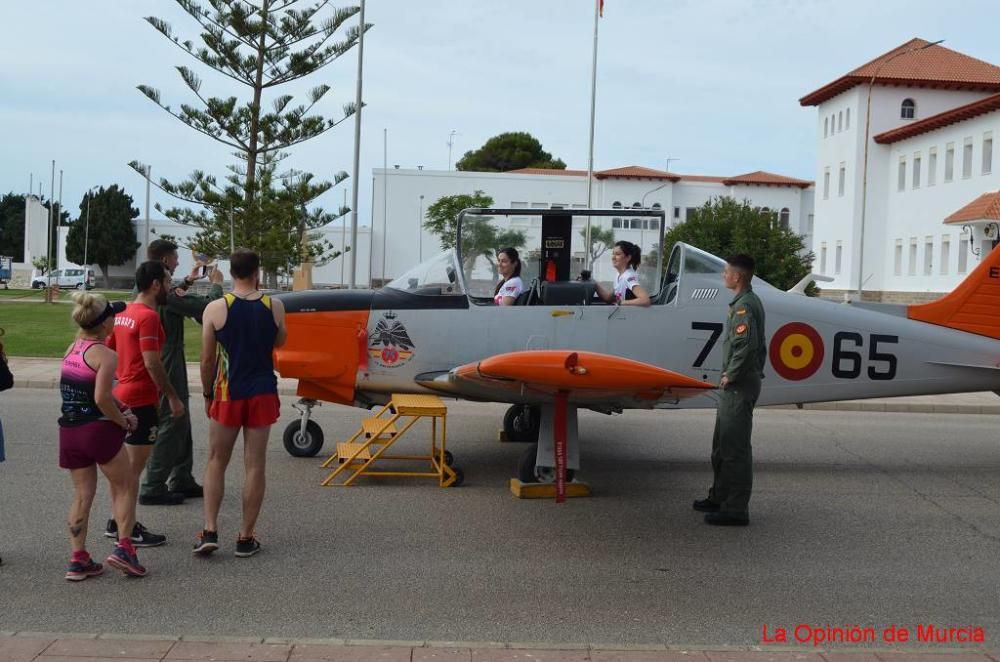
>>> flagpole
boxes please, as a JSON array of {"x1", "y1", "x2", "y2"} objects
[
  {"x1": 348, "y1": 0, "x2": 365, "y2": 288},
  {"x1": 584, "y1": 0, "x2": 600, "y2": 268}
]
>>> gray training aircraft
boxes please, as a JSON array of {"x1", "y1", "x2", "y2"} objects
[{"x1": 273, "y1": 207, "x2": 1000, "y2": 488}]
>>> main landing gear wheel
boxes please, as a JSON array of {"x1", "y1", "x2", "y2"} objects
[
  {"x1": 283, "y1": 419, "x2": 324, "y2": 457},
  {"x1": 503, "y1": 405, "x2": 540, "y2": 443},
  {"x1": 517, "y1": 443, "x2": 575, "y2": 484}
]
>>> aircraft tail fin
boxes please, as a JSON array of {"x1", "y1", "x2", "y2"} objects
[{"x1": 908, "y1": 244, "x2": 1000, "y2": 340}]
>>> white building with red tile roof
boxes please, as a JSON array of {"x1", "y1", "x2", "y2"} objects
[
  {"x1": 371, "y1": 165, "x2": 814, "y2": 286},
  {"x1": 802, "y1": 38, "x2": 1000, "y2": 302}
]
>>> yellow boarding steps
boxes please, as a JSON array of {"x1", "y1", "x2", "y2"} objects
[{"x1": 320, "y1": 394, "x2": 462, "y2": 487}]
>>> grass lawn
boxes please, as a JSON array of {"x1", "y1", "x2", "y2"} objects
[{"x1": 0, "y1": 301, "x2": 203, "y2": 362}]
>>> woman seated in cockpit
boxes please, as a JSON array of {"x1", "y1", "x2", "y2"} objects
[
  {"x1": 594, "y1": 240, "x2": 651, "y2": 307},
  {"x1": 494, "y1": 247, "x2": 524, "y2": 306}
]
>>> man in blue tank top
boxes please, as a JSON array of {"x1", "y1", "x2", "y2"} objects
[{"x1": 195, "y1": 249, "x2": 287, "y2": 558}]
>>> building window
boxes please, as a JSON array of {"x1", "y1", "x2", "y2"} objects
[
  {"x1": 940, "y1": 236, "x2": 950, "y2": 275},
  {"x1": 806, "y1": 214, "x2": 814, "y2": 235},
  {"x1": 894, "y1": 239, "x2": 903, "y2": 276},
  {"x1": 612, "y1": 219, "x2": 622, "y2": 229},
  {"x1": 962, "y1": 137, "x2": 973, "y2": 178},
  {"x1": 901, "y1": 98, "x2": 916, "y2": 119},
  {"x1": 958, "y1": 234, "x2": 969, "y2": 273},
  {"x1": 924, "y1": 237, "x2": 933, "y2": 275},
  {"x1": 673, "y1": 206, "x2": 680, "y2": 219},
  {"x1": 823, "y1": 168, "x2": 830, "y2": 199},
  {"x1": 835, "y1": 242, "x2": 842, "y2": 275},
  {"x1": 820, "y1": 243, "x2": 827, "y2": 274},
  {"x1": 983, "y1": 132, "x2": 993, "y2": 175},
  {"x1": 898, "y1": 157, "x2": 906, "y2": 192},
  {"x1": 649, "y1": 219, "x2": 660, "y2": 230},
  {"x1": 779, "y1": 208, "x2": 790, "y2": 229},
  {"x1": 846, "y1": 107, "x2": 850, "y2": 130},
  {"x1": 913, "y1": 153, "x2": 921, "y2": 189},
  {"x1": 838, "y1": 111, "x2": 843, "y2": 132},
  {"x1": 928, "y1": 147, "x2": 937, "y2": 186},
  {"x1": 631, "y1": 219, "x2": 644, "y2": 229},
  {"x1": 908, "y1": 238, "x2": 917, "y2": 276},
  {"x1": 945, "y1": 143, "x2": 954, "y2": 182},
  {"x1": 612, "y1": 201, "x2": 622, "y2": 209},
  {"x1": 824, "y1": 117, "x2": 828, "y2": 138},
  {"x1": 838, "y1": 163, "x2": 846, "y2": 197},
  {"x1": 686, "y1": 207, "x2": 697, "y2": 220}
]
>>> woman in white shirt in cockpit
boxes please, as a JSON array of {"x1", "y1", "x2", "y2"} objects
[
  {"x1": 494, "y1": 247, "x2": 524, "y2": 306},
  {"x1": 594, "y1": 240, "x2": 651, "y2": 307}
]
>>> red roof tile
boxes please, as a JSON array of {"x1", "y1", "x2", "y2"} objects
[
  {"x1": 506, "y1": 168, "x2": 589, "y2": 176},
  {"x1": 943, "y1": 192, "x2": 1000, "y2": 224},
  {"x1": 873, "y1": 92, "x2": 1000, "y2": 144},
  {"x1": 721, "y1": 171, "x2": 814, "y2": 189},
  {"x1": 593, "y1": 166, "x2": 680, "y2": 181},
  {"x1": 800, "y1": 38, "x2": 1000, "y2": 107}
]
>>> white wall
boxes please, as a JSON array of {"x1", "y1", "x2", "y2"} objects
[
  {"x1": 373, "y1": 168, "x2": 814, "y2": 284},
  {"x1": 812, "y1": 84, "x2": 995, "y2": 291},
  {"x1": 880, "y1": 111, "x2": 999, "y2": 292}
]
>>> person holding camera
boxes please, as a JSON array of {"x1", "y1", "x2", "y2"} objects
[{"x1": 138, "y1": 240, "x2": 223, "y2": 506}]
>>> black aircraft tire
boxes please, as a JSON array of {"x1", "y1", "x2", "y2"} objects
[
  {"x1": 503, "y1": 405, "x2": 540, "y2": 443},
  {"x1": 283, "y1": 420, "x2": 324, "y2": 457},
  {"x1": 450, "y1": 467, "x2": 465, "y2": 487}
]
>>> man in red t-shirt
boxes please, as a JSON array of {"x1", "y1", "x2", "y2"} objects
[{"x1": 104, "y1": 261, "x2": 185, "y2": 547}]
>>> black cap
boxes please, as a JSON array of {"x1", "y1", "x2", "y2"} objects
[{"x1": 81, "y1": 300, "x2": 127, "y2": 329}]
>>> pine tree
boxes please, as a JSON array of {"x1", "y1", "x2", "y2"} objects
[{"x1": 136, "y1": 0, "x2": 369, "y2": 281}]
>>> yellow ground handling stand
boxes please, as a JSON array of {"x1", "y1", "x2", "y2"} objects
[{"x1": 320, "y1": 394, "x2": 462, "y2": 487}]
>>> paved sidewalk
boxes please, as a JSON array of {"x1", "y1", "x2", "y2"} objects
[
  {"x1": 0, "y1": 633, "x2": 997, "y2": 662},
  {"x1": 6, "y1": 357, "x2": 998, "y2": 414}
]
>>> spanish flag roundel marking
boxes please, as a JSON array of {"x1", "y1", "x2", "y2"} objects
[{"x1": 769, "y1": 322, "x2": 824, "y2": 381}]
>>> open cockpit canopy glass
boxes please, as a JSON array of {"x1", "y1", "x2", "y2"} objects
[{"x1": 454, "y1": 207, "x2": 668, "y2": 304}]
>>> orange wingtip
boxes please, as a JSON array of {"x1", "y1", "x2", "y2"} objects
[
  {"x1": 908, "y1": 244, "x2": 1000, "y2": 340},
  {"x1": 457, "y1": 350, "x2": 715, "y2": 392}
]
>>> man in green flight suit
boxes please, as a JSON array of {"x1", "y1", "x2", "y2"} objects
[
  {"x1": 140, "y1": 239, "x2": 224, "y2": 504},
  {"x1": 693, "y1": 254, "x2": 766, "y2": 526}
]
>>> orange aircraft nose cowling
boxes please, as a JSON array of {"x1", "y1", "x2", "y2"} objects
[
  {"x1": 467, "y1": 350, "x2": 715, "y2": 392},
  {"x1": 274, "y1": 310, "x2": 370, "y2": 405}
]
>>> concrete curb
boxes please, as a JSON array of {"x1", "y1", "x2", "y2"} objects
[{"x1": 3, "y1": 632, "x2": 996, "y2": 655}]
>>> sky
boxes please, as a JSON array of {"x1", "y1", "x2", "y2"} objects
[{"x1": 1, "y1": 0, "x2": 998, "y2": 230}]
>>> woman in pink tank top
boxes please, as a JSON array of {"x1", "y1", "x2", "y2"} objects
[{"x1": 58, "y1": 293, "x2": 148, "y2": 580}]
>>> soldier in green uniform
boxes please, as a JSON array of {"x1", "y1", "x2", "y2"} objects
[
  {"x1": 693, "y1": 254, "x2": 766, "y2": 526},
  {"x1": 140, "y1": 240, "x2": 223, "y2": 504}
]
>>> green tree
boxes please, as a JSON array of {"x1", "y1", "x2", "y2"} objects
[
  {"x1": 456, "y1": 132, "x2": 566, "y2": 172},
  {"x1": 662, "y1": 196, "x2": 815, "y2": 293},
  {"x1": 65, "y1": 186, "x2": 140, "y2": 287},
  {"x1": 580, "y1": 225, "x2": 615, "y2": 266},
  {"x1": 137, "y1": 0, "x2": 367, "y2": 281},
  {"x1": 423, "y1": 191, "x2": 525, "y2": 276},
  {"x1": 0, "y1": 193, "x2": 26, "y2": 262}
]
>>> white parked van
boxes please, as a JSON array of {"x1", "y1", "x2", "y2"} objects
[{"x1": 31, "y1": 268, "x2": 96, "y2": 290}]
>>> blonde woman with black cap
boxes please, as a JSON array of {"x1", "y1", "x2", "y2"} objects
[{"x1": 58, "y1": 292, "x2": 147, "y2": 579}]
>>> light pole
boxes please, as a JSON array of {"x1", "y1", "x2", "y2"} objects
[
  {"x1": 83, "y1": 185, "x2": 99, "y2": 271},
  {"x1": 447, "y1": 130, "x2": 458, "y2": 170},
  {"x1": 418, "y1": 194, "x2": 424, "y2": 262},
  {"x1": 857, "y1": 39, "x2": 942, "y2": 299}
]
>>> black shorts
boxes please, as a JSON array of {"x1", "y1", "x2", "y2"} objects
[{"x1": 126, "y1": 405, "x2": 160, "y2": 446}]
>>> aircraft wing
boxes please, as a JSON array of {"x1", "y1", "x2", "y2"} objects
[{"x1": 415, "y1": 350, "x2": 716, "y2": 406}]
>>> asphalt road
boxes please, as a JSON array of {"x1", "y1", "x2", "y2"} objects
[{"x1": 0, "y1": 389, "x2": 998, "y2": 647}]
